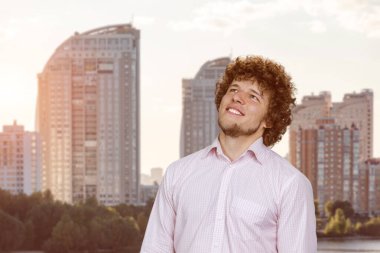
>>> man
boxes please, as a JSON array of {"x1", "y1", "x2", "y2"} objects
[{"x1": 141, "y1": 56, "x2": 317, "y2": 252}]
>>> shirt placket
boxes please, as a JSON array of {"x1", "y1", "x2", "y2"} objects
[{"x1": 210, "y1": 163, "x2": 234, "y2": 253}]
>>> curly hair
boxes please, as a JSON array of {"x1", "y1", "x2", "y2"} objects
[{"x1": 215, "y1": 55, "x2": 296, "y2": 147}]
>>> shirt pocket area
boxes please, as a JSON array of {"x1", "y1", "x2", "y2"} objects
[{"x1": 229, "y1": 197, "x2": 269, "y2": 240}]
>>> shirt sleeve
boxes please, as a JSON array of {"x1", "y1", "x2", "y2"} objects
[
  {"x1": 140, "y1": 167, "x2": 176, "y2": 253},
  {"x1": 277, "y1": 173, "x2": 317, "y2": 253}
]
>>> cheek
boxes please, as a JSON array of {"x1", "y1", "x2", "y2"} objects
[{"x1": 219, "y1": 96, "x2": 229, "y2": 109}]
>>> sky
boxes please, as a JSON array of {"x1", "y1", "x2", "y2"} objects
[{"x1": 0, "y1": 0, "x2": 379, "y2": 175}]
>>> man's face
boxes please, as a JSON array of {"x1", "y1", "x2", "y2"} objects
[{"x1": 218, "y1": 79, "x2": 270, "y2": 138}]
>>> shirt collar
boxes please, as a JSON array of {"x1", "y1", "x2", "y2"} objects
[{"x1": 202, "y1": 137, "x2": 267, "y2": 164}]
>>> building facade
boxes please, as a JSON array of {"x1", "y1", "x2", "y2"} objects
[
  {"x1": 290, "y1": 90, "x2": 373, "y2": 164},
  {"x1": 180, "y1": 57, "x2": 230, "y2": 157},
  {"x1": 290, "y1": 89, "x2": 373, "y2": 213},
  {"x1": 294, "y1": 118, "x2": 360, "y2": 211},
  {"x1": 359, "y1": 159, "x2": 380, "y2": 215},
  {"x1": 36, "y1": 24, "x2": 140, "y2": 205},
  {"x1": 332, "y1": 90, "x2": 373, "y2": 160},
  {"x1": 0, "y1": 121, "x2": 42, "y2": 195}
]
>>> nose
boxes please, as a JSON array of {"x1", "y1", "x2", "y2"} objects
[{"x1": 232, "y1": 91, "x2": 244, "y2": 104}]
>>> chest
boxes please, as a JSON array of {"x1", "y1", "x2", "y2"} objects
[{"x1": 173, "y1": 162, "x2": 278, "y2": 226}]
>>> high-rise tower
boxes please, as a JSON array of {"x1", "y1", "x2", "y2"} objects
[
  {"x1": 0, "y1": 121, "x2": 42, "y2": 195},
  {"x1": 290, "y1": 90, "x2": 373, "y2": 166},
  {"x1": 180, "y1": 57, "x2": 230, "y2": 157},
  {"x1": 290, "y1": 89, "x2": 373, "y2": 211},
  {"x1": 36, "y1": 24, "x2": 140, "y2": 205}
]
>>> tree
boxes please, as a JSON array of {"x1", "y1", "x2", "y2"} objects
[
  {"x1": 332, "y1": 200, "x2": 354, "y2": 219},
  {"x1": 21, "y1": 220, "x2": 36, "y2": 250},
  {"x1": 43, "y1": 214, "x2": 88, "y2": 253},
  {"x1": 324, "y1": 200, "x2": 333, "y2": 219},
  {"x1": 26, "y1": 201, "x2": 66, "y2": 248},
  {"x1": 344, "y1": 218, "x2": 353, "y2": 234},
  {"x1": 87, "y1": 218, "x2": 105, "y2": 251},
  {"x1": 144, "y1": 198, "x2": 155, "y2": 217},
  {"x1": 0, "y1": 188, "x2": 13, "y2": 213},
  {"x1": 114, "y1": 203, "x2": 134, "y2": 218},
  {"x1": 314, "y1": 199, "x2": 320, "y2": 217},
  {"x1": 0, "y1": 210, "x2": 25, "y2": 251},
  {"x1": 102, "y1": 216, "x2": 140, "y2": 250},
  {"x1": 324, "y1": 208, "x2": 353, "y2": 236},
  {"x1": 354, "y1": 221, "x2": 363, "y2": 233},
  {"x1": 137, "y1": 211, "x2": 149, "y2": 234},
  {"x1": 359, "y1": 216, "x2": 380, "y2": 236}
]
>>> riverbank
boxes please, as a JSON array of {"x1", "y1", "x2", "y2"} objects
[{"x1": 318, "y1": 235, "x2": 380, "y2": 241}]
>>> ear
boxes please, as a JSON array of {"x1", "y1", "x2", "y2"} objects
[{"x1": 262, "y1": 118, "x2": 272, "y2": 129}]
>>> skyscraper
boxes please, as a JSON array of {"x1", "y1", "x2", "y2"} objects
[
  {"x1": 332, "y1": 90, "x2": 373, "y2": 160},
  {"x1": 36, "y1": 24, "x2": 140, "y2": 205},
  {"x1": 290, "y1": 89, "x2": 373, "y2": 212},
  {"x1": 290, "y1": 90, "x2": 373, "y2": 164},
  {"x1": 290, "y1": 91, "x2": 332, "y2": 167},
  {"x1": 0, "y1": 121, "x2": 42, "y2": 195},
  {"x1": 180, "y1": 57, "x2": 230, "y2": 157},
  {"x1": 359, "y1": 158, "x2": 380, "y2": 215}
]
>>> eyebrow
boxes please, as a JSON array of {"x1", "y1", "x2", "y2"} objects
[{"x1": 229, "y1": 83, "x2": 264, "y2": 99}]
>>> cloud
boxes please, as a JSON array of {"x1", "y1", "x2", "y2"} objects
[
  {"x1": 0, "y1": 27, "x2": 17, "y2": 41},
  {"x1": 169, "y1": 0, "x2": 298, "y2": 34},
  {"x1": 0, "y1": 15, "x2": 56, "y2": 43},
  {"x1": 133, "y1": 16, "x2": 156, "y2": 27},
  {"x1": 309, "y1": 19, "x2": 327, "y2": 33},
  {"x1": 169, "y1": 0, "x2": 380, "y2": 38},
  {"x1": 303, "y1": 0, "x2": 380, "y2": 37}
]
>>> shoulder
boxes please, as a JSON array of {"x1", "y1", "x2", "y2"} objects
[
  {"x1": 164, "y1": 146, "x2": 210, "y2": 183},
  {"x1": 264, "y1": 148, "x2": 312, "y2": 191}
]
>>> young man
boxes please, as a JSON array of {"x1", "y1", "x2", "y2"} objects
[{"x1": 141, "y1": 56, "x2": 317, "y2": 252}]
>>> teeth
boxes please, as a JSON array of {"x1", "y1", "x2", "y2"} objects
[{"x1": 228, "y1": 108, "x2": 242, "y2": 115}]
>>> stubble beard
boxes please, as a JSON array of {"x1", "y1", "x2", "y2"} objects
[{"x1": 218, "y1": 118, "x2": 261, "y2": 138}]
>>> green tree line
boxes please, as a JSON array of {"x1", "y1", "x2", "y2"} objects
[{"x1": 0, "y1": 188, "x2": 153, "y2": 252}]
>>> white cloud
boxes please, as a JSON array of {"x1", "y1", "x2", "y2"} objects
[
  {"x1": 0, "y1": 27, "x2": 17, "y2": 41},
  {"x1": 133, "y1": 16, "x2": 156, "y2": 27},
  {"x1": 169, "y1": 0, "x2": 380, "y2": 37},
  {"x1": 169, "y1": 0, "x2": 297, "y2": 34},
  {"x1": 309, "y1": 19, "x2": 327, "y2": 33},
  {"x1": 301, "y1": 0, "x2": 380, "y2": 37}
]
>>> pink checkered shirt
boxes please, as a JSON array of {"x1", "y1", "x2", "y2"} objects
[{"x1": 141, "y1": 137, "x2": 317, "y2": 253}]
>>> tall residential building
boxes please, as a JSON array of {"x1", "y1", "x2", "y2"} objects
[
  {"x1": 180, "y1": 57, "x2": 230, "y2": 157},
  {"x1": 331, "y1": 90, "x2": 373, "y2": 160},
  {"x1": 0, "y1": 121, "x2": 42, "y2": 195},
  {"x1": 290, "y1": 89, "x2": 373, "y2": 164},
  {"x1": 290, "y1": 92, "x2": 332, "y2": 166},
  {"x1": 290, "y1": 89, "x2": 373, "y2": 212},
  {"x1": 359, "y1": 159, "x2": 380, "y2": 215},
  {"x1": 36, "y1": 24, "x2": 140, "y2": 205},
  {"x1": 294, "y1": 118, "x2": 360, "y2": 211}
]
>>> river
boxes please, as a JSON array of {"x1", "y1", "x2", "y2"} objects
[{"x1": 318, "y1": 239, "x2": 380, "y2": 252}]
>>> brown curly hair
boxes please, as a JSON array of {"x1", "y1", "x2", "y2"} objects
[{"x1": 215, "y1": 55, "x2": 296, "y2": 147}]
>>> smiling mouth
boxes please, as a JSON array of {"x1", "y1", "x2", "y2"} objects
[{"x1": 227, "y1": 107, "x2": 244, "y2": 116}]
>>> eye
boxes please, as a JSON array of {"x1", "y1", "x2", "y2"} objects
[
  {"x1": 250, "y1": 94, "x2": 259, "y2": 101},
  {"x1": 229, "y1": 88, "x2": 238, "y2": 93}
]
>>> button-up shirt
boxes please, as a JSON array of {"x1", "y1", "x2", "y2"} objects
[{"x1": 141, "y1": 137, "x2": 317, "y2": 253}]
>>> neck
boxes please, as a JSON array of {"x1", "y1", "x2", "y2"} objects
[{"x1": 218, "y1": 131, "x2": 263, "y2": 161}]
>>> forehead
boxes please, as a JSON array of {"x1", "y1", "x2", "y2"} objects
[{"x1": 230, "y1": 79, "x2": 264, "y2": 93}]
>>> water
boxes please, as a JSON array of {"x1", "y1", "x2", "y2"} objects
[
  {"x1": 12, "y1": 240, "x2": 380, "y2": 253},
  {"x1": 318, "y1": 239, "x2": 380, "y2": 252}
]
